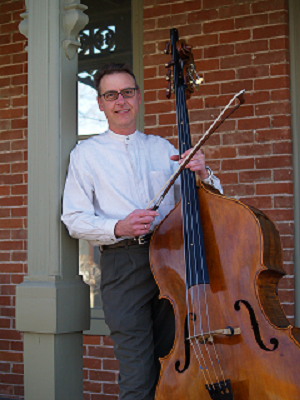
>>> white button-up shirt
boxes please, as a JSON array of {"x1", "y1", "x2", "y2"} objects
[{"x1": 61, "y1": 129, "x2": 222, "y2": 246}]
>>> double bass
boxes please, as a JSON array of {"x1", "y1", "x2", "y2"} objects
[{"x1": 149, "y1": 28, "x2": 300, "y2": 400}]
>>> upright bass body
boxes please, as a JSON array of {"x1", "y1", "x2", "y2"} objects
[{"x1": 150, "y1": 182, "x2": 300, "y2": 400}]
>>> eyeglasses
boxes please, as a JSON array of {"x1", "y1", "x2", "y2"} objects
[{"x1": 100, "y1": 87, "x2": 138, "y2": 101}]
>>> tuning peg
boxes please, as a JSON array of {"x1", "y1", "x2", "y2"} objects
[
  {"x1": 164, "y1": 41, "x2": 170, "y2": 54},
  {"x1": 195, "y1": 77, "x2": 204, "y2": 85},
  {"x1": 165, "y1": 69, "x2": 171, "y2": 81},
  {"x1": 166, "y1": 81, "x2": 174, "y2": 99},
  {"x1": 165, "y1": 60, "x2": 174, "y2": 68}
]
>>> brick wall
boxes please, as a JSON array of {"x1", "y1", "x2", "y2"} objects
[
  {"x1": 0, "y1": 0, "x2": 295, "y2": 399},
  {"x1": 143, "y1": 0, "x2": 294, "y2": 318},
  {"x1": 0, "y1": 0, "x2": 27, "y2": 398}
]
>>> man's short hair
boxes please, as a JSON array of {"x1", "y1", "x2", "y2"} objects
[{"x1": 94, "y1": 63, "x2": 139, "y2": 96}]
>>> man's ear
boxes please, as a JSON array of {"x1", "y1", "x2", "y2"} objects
[{"x1": 97, "y1": 96, "x2": 104, "y2": 111}]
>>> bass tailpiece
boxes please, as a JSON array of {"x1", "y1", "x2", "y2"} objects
[{"x1": 205, "y1": 379, "x2": 233, "y2": 400}]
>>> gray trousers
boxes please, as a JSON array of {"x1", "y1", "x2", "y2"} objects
[{"x1": 100, "y1": 244, "x2": 175, "y2": 400}]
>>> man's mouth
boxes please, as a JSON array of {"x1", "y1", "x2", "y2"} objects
[{"x1": 115, "y1": 109, "x2": 130, "y2": 114}]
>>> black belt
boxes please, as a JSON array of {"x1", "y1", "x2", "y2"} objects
[{"x1": 101, "y1": 233, "x2": 153, "y2": 251}]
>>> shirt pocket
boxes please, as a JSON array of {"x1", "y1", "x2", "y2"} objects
[{"x1": 149, "y1": 170, "x2": 175, "y2": 206}]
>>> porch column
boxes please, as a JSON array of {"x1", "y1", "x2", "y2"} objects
[{"x1": 15, "y1": 1, "x2": 90, "y2": 399}]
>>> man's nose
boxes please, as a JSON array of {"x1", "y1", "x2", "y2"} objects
[{"x1": 116, "y1": 93, "x2": 125, "y2": 104}]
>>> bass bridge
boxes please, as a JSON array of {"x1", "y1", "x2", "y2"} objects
[
  {"x1": 206, "y1": 379, "x2": 233, "y2": 400},
  {"x1": 189, "y1": 326, "x2": 241, "y2": 344}
]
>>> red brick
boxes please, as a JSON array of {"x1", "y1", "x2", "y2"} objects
[
  {"x1": 103, "y1": 383, "x2": 119, "y2": 395},
  {"x1": 204, "y1": 44, "x2": 234, "y2": 59},
  {"x1": 236, "y1": 14, "x2": 268, "y2": 29},
  {"x1": 11, "y1": 74, "x2": 27, "y2": 86},
  {"x1": 144, "y1": 102, "x2": 173, "y2": 115},
  {"x1": 252, "y1": 0, "x2": 287, "y2": 13},
  {"x1": 12, "y1": 52, "x2": 27, "y2": 64},
  {"x1": 272, "y1": 115, "x2": 290, "y2": 127},
  {"x1": 157, "y1": 14, "x2": 186, "y2": 29},
  {"x1": 270, "y1": 37, "x2": 289, "y2": 51},
  {"x1": 223, "y1": 131, "x2": 254, "y2": 145},
  {"x1": 220, "y1": 3, "x2": 251, "y2": 18},
  {"x1": 274, "y1": 169, "x2": 293, "y2": 182},
  {"x1": 236, "y1": 40, "x2": 268, "y2": 55},
  {"x1": 255, "y1": 155, "x2": 292, "y2": 169},
  {"x1": 220, "y1": 54, "x2": 252, "y2": 69},
  {"x1": 273, "y1": 141, "x2": 292, "y2": 155},
  {"x1": 188, "y1": 9, "x2": 217, "y2": 24},
  {"x1": 0, "y1": 1, "x2": 24, "y2": 13},
  {"x1": 253, "y1": 24, "x2": 288, "y2": 40},
  {"x1": 255, "y1": 102, "x2": 290, "y2": 116},
  {"x1": 14, "y1": 385, "x2": 24, "y2": 397},
  {"x1": 220, "y1": 29, "x2": 250, "y2": 44},
  {"x1": 83, "y1": 380, "x2": 102, "y2": 393},
  {"x1": 0, "y1": 43, "x2": 24, "y2": 56},
  {"x1": 1, "y1": 308, "x2": 15, "y2": 318},
  {"x1": 238, "y1": 143, "x2": 272, "y2": 157},
  {"x1": 0, "y1": 362, "x2": 11, "y2": 372},
  {"x1": 0, "y1": 108, "x2": 23, "y2": 119},
  {"x1": 239, "y1": 170, "x2": 272, "y2": 183},
  {"x1": 12, "y1": 363, "x2": 24, "y2": 374},
  {"x1": 191, "y1": 57, "x2": 220, "y2": 72},
  {"x1": 223, "y1": 184, "x2": 255, "y2": 197},
  {"x1": 91, "y1": 395, "x2": 118, "y2": 400},
  {"x1": 83, "y1": 335, "x2": 101, "y2": 346},
  {"x1": 144, "y1": 115, "x2": 157, "y2": 127},
  {"x1": 238, "y1": 117, "x2": 270, "y2": 131},
  {"x1": 11, "y1": 118, "x2": 27, "y2": 129},
  {"x1": 188, "y1": 34, "x2": 219, "y2": 49},
  {"x1": 10, "y1": 185, "x2": 27, "y2": 196},
  {"x1": 221, "y1": 80, "x2": 253, "y2": 95},
  {"x1": 222, "y1": 157, "x2": 254, "y2": 171},
  {"x1": 144, "y1": 126, "x2": 174, "y2": 138},
  {"x1": 241, "y1": 196, "x2": 273, "y2": 210},
  {"x1": 0, "y1": 373, "x2": 23, "y2": 385},
  {"x1": 256, "y1": 182, "x2": 293, "y2": 195},
  {"x1": 271, "y1": 88, "x2": 290, "y2": 101},
  {"x1": 274, "y1": 195, "x2": 294, "y2": 208},
  {"x1": 89, "y1": 370, "x2": 116, "y2": 382},
  {"x1": 253, "y1": 50, "x2": 288, "y2": 66},
  {"x1": 143, "y1": 18, "x2": 155, "y2": 31},
  {"x1": 270, "y1": 63, "x2": 289, "y2": 76},
  {"x1": 203, "y1": 19, "x2": 234, "y2": 34},
  {"x1": 144, "y1": 4, "x2": 170, "y2": 19},
  {"x1": 255, "y1": 127, "x2": 290, "y2": 142},
  {"x1": 143, "y1": 67, "x2": 156, "y2": 80},
  {"x1": 102, "y1": 359, "x2": 119, "y2": 371}
]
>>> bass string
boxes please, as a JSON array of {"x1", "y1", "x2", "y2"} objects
[{"x1": 177, "y1": 87, "x2": 227, "y2": 386}]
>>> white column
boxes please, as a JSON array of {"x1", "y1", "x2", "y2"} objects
[{"x1": 16, "y1": 1, "x2": 90, "y2": 399}]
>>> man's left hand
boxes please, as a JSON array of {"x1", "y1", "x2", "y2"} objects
[{"x1": 170, "y1": 149, "x2": 208, "y2": 180}]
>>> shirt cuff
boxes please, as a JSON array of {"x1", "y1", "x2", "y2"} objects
[{"x1": 102, "y1": 218, "x2": 119, "y2": 243}]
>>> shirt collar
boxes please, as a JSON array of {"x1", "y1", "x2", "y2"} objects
[{"x1": 107, "y1": 129, "x2": 138, "y2": 142}]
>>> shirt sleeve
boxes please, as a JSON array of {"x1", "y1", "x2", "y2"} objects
[{"x1": 61, "y1": 149, "x2": 118, "y2": 246}]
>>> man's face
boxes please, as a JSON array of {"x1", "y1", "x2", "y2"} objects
[{"x1": 97, "y1": 72, "x2": 141, "y2": 135}]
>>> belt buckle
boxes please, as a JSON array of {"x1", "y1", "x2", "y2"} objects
[{"x1": 138, "y1": 235, "x2": 147, "y2": 245}]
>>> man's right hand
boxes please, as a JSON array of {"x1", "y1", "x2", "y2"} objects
[{"x1": 114, "y1": 209, "x2": 159, "y2": 238}]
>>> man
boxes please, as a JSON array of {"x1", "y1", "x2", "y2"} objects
[{"x1": 62, "y1": 63, "x2": 222, "y2": 400}]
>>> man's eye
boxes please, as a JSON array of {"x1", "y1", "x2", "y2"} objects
[
  {"x1": 106, "y1": 92, "x2": 116, "y2": 99},
  {"x1": 123, "y1": 89, "x2": 133, "y2": 96}
]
